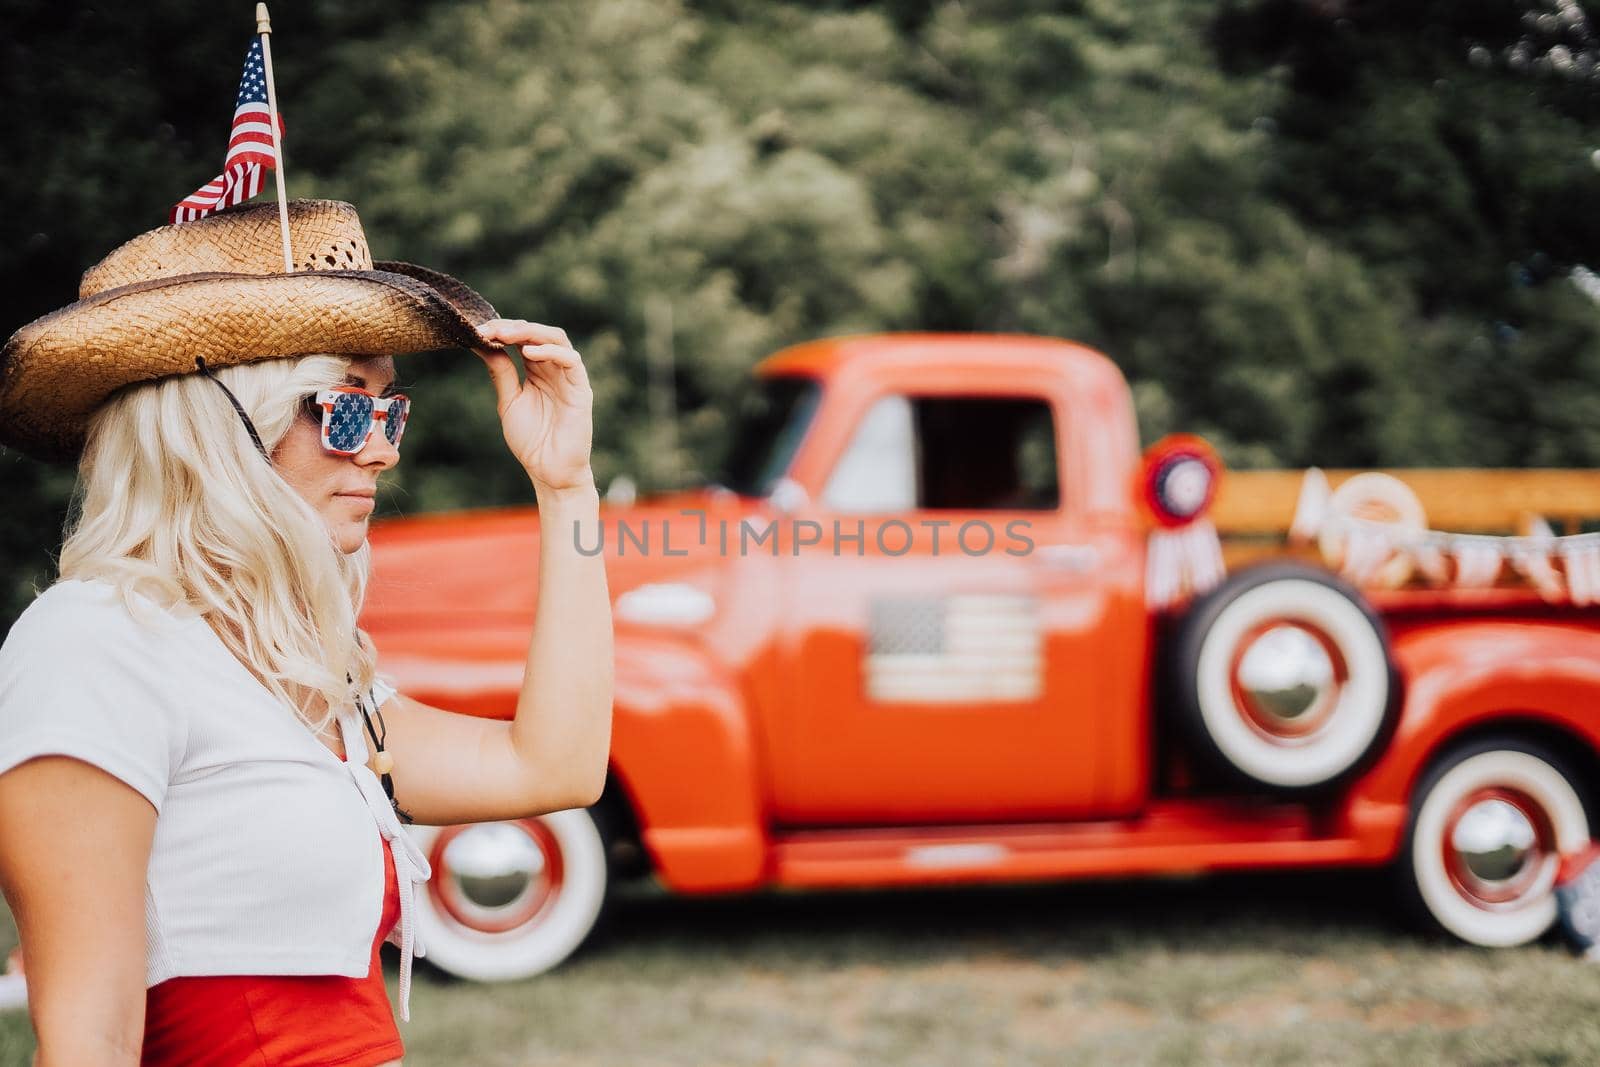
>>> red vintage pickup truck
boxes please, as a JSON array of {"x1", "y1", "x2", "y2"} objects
[{"x1": 363, "y1": 333, "x2": 1600, "y2": 982}]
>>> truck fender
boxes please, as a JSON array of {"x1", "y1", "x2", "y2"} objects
[
  {"x1": 609, "y1": 631, "x2": 767, "y2": 892},
  {"x1": 1346, "y1": 621, "x2": 1600, "y2": 825}
]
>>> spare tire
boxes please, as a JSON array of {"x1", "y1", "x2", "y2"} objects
[{"x1": 1168, "y1": 562, "x2": 1397, "y2": 794}]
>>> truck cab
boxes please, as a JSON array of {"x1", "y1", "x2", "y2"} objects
[{"x1": 746, "y1": 335, "x2": 1150, "y2": 825}]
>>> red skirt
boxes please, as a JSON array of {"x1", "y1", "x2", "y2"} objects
[{"x1": 141, "y1": 835, "x2": 405, "y2": 1067}]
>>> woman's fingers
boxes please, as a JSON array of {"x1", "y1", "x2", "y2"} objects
[
  {"x1": 473, "y1": 346, "x2": 522, "y2": 411},
  {"x1": 476, "y1": 319, "x2": 571, "y2": 349},
  {"x1": 514, "y1": 342, "x2": 579, "y2": 368},
  {"x1": 515, "y1": 342, "x2": 592, "y2": 395},
  {"x1": 475, "y1": 320, "x2": 591, "y2": 399}
]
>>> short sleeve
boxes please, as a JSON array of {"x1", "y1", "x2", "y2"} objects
[
  {"x1": 371, "y1": 674, "x2": 399, "y2": 709},
  {"x1": 0, "y1": 581, "x2": 187, "y2": 813}
]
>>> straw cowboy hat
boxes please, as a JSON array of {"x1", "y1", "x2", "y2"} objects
[{"x1": 0, "y1": 198, "x2": 498, "y2": 461}]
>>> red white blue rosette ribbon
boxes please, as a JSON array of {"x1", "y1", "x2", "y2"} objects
[{"x1": 1141, "y1": 434, "x2": 1222, "y2": 529}]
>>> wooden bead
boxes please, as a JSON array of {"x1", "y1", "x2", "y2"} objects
[{"x1": 371, "y1": 751, "x2": 394, "y2": 776}]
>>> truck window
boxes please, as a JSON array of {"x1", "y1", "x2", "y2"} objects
[
  {"x1": 825, "y1": 394, "x2": 1060, "y2": 512},
  {"x1": 823, "y1": 395, "x2": 917, "y2": 511},
  {"x1": 717, "y1": 376, "x2": 822, "y2": 498}
]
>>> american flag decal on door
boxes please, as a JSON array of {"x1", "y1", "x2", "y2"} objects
[{"x1": 865, "y1": 595, "x2": 1043, "y2": 703}]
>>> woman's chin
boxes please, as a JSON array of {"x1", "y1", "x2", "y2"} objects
[{"x1": 333, "y1": 520, "x2": 370, "y2": 555}]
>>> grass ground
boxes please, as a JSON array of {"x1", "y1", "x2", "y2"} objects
[{"x1": 5, "y1": 869, "x2": 1600, "y2": 1066}]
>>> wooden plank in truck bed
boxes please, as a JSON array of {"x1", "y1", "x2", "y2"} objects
[{"x1": 1213, "y1": 469, "x2": 1600, "y2": 536}]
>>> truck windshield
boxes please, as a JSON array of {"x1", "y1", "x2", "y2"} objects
[{"x1": 715, "y1": 375, "x2": 821, "y2": 498}]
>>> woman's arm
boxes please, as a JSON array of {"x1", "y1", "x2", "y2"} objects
[
  {"x1": 378, "y1": 320, "x2": 613, "y2": 824},
  {"x1": 373, "y1": 480, "x2": 611, "y2": 824},
  {"x1": 0, "y1": 757, "x2": 156, "y2": 1066}
]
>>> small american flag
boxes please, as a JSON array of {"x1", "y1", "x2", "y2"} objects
[{"x1": 170, "y1": 37, "x2": 284, "y2": 224}]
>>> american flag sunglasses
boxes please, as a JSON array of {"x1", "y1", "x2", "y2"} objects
[{"x1": 310, "y1": 387, "x2": 411, "y2": 455}]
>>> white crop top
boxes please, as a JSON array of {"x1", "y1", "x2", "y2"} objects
[{"x1": 0, "y1": 578, "x2": 432, "y2": 1020}]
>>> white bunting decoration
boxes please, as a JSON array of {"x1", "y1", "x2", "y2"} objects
[
  {"x1": 1510, "y1": 519, "x2": 1565, "y2": 601},
  {"x1": 1413, "y1": 542, "x2": 1451, "y2": 585},
  {"x1": 1561, "y1": 539, "x2": 1600, "y2": 607},
  {"x1": 1288, "y1": 470, "x2": 1600, "y2": 604},
  {"x1": 1290, "y1": 467, "x2": 1331, "y2": 542},
  {"x1": 1451, "y1": 540, "x2": 1504, "y2": 588}
]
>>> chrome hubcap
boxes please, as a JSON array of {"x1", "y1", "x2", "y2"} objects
[
  {"x1": 431, "y1": 820, "x2": 564, "y2": 933},
  {"x1": 1234, "y1": 624, "x2": 1339, "y2": 738},
  {"x1": 1451, "y1": 798, "x2": 1539, "y2": 888},
  {"x1": 445, "y1": 824, "x2": 544, "y2": 909}
]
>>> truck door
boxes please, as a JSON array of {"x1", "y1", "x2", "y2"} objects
[{"x1": 767, "y1": 387, "x2": 1144, "y2": 826}]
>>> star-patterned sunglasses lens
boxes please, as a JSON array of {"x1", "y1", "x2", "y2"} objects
[
  {"x1": 324, "y1": 391, "x2": 376, "y2": 453},
  {"x1": 383, "y1": 395, "x2": 409, "y2": 447}
]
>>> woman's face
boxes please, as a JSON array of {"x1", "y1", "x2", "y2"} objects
[{"x1": 272, "y1": 356, "x2": 400, "y2": 554}]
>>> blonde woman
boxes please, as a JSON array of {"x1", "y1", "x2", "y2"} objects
[{"x1": 0, "y1": 200, "x2": 613, "y2": 1066}]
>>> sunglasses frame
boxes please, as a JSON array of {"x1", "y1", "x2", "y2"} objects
[{"x1": 311, "y1": 386, "x2": 411, "y2": 455}]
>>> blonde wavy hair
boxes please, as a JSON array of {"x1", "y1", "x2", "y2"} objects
[{"x1": 59, "y1": 354, "x2": 377, "y2": 736}]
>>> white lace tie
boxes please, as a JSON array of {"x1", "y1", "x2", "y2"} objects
[{"x1": 337, "y1": 710, "x2": 432, "y2": 1022}]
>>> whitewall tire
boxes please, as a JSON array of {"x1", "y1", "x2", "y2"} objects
[
  {"x1": 406, "y1": 808, "x2": 608, "y2": 982},
  {"x1": 1171, "y1": 563, "x2": 1395, "y2": 793},
  {"x1": 1403, "y1": 742, "x2": 1589, "y2": 947}
]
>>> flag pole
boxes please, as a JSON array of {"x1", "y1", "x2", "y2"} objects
[{"x1": 256, "y1": 3, "x2": 293, "y2": 272}]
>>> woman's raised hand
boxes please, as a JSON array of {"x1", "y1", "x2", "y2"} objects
[{"x1": 473, "y1": 319, "x2": 595, "y2": 493}]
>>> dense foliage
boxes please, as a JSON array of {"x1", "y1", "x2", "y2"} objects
[{"x1": 2, "y1": 0, "x2": 1596, "y2": 629}]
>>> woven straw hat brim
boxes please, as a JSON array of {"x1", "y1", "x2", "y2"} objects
[{"x1": 0, "y1": 263, "x2": 497, "y2": 461}]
